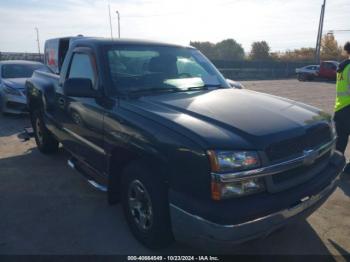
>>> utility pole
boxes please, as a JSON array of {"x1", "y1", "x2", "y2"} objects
[
  {"x1": 315, "y1": 0, "x2": 326, "y2": 64},
  {"x1": 35, "y1": 27, "x2": 41, "y2": 56},
  {"x1": 116, "y1": 11, "x2": 120, "y2": 38},
  {"x1": 108, "y1": 3, "x2": 113, "y2": 39}
]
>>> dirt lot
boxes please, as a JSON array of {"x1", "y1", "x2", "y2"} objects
[{"x1": 0, "y1": 79, "x2": 349, "y2": 257}]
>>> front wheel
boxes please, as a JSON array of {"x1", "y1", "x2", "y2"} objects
[
  {"x1": 121, "y1": 161, "x2": 173, "y2": 249},
  {"x1": 31, "y1": 110, "x2": 59, "y2": 154},
  {"x1": 298, "y1": 73, "x2": 307, "y2": 81}
]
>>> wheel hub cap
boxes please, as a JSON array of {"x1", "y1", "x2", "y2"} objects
[{"x1": 128, "y1": 180, "x2": 153, "y2": 231}]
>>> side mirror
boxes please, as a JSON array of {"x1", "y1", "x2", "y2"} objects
[
  {"x1": 63, "y1": 78, "x2": 98, "y2": 98},
  {"x1": 226, "y1": 79, "x2": 244, "y2": 89}
]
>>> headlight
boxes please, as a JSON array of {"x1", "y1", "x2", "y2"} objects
[
  {"x1": 208, "y1": 150, "x2": 265, "y2": 200},
  {"x1": 211, "y1": 177, "x2": 265, "y2": 200},
  {"x1": 3, "y1": 85, "x2": 22, "y2": 96},
  {"x1": 207, "y1": 150, "x2": 260, "y2": 173}
]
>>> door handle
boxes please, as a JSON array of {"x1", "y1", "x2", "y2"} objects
[{"x1": 58, "y1": 97, "x2": 65, "y2": 107}]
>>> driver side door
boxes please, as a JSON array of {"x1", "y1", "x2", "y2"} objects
[{"x1": 59, "y1": 48, "x2": 108, "y2": 178}]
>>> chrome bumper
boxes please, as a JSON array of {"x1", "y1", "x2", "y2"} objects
[{"x1": 170, "y1": 175, "x2": 340, "y2": 250}]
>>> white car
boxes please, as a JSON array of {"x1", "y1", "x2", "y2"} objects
[{"x1": 0, "y1": 60, "x2": 45, "y2": 114}]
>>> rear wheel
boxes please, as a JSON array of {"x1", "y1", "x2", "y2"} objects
[
  {"x1": 32, "y1": 110, "x2": 59, "y2": 154},
  {"x1": 121, "y1": 161, "x2": 173, "y2": 249}
]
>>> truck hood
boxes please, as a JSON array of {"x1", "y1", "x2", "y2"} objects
[
  {"x1": 2, "y1": 78, "x2": 26, "y2": 90},
  {"x1": 123, "y1": 89, "x2": 330, "y2": 149}
]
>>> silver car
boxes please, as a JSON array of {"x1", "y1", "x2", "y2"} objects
[
  {"x1": 295, "y1": 65, "x2": 320, "y2": 81},
  {"x1": 0, "y1": 60, "x2": 45, "y2": 114}
]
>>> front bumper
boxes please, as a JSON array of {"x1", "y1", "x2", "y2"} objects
[
  {"x1": 0, "y1": 91, "x2": 27, "y2": 114},
  {"x1": 170, "y1": 152, "x2": 345, "y2": 250}
]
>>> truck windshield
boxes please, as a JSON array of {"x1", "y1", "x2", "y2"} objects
[
  {"x1": 107, "y1": 46, "x2": 229, "y2": 94},
  {"x1": 1, "y1": 64, "x2": 44, "y2": 79}
]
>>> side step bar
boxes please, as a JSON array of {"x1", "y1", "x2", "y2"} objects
[{"x1": 68, "y1": 158, "x2": 107, "y2": 192}]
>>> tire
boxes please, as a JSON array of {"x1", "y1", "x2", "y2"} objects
[
  {"x1": 31, "y1": 110, "x2": 59, "y2": 154},
  {"x1": 298, "y1": 73, "x2": 307, "y2": 81},
  {"x1": 121, "y1": 161, "x2": 173, "y2": 249}
]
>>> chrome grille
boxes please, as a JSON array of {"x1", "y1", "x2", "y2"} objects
[
  {"x1": 272, "y1": 151, "x2": 331, "y2": 184},
  {"x1": 265, "y1": 124, "x2": 332, "y2": 162}
]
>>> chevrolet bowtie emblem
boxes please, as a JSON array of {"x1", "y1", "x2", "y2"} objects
[{"x1": 303, "y1": 149, "x2": 319, "y2": 166}]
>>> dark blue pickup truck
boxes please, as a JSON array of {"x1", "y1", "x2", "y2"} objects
[{"x1": 26, "y1": 36, "x2": 345, "y2": 249}]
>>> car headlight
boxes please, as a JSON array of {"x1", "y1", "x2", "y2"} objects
[
  {"x1": 208, "y1": 150, "x2": 265, "y2": 200},
  {"x1": 207, "y1": 150, "x2": 260, "y2": 173},
  {"x1": 3, "y1": 85, "x2": 22, "y2": 96},
  {"x1": 211, "y1": 177, "x2": 265, "y2": 200}
]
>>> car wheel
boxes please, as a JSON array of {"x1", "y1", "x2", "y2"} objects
[
  {"x1": 32, "y1": 110, "x2": 59, "y2": 154},
  {"x1": 121, "y1": 161, "x2": 173, "y2": 249},
  {"x1": 300, "y1": 73, "x2": 307, "y2": 81}
]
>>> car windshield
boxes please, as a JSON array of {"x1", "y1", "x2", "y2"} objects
[
  {"x1": 1, "y1": 64, "x2": 44, "y2": 79},
  {"x1": 107, "y1": 45, "x2": 229, "y2": 94}
]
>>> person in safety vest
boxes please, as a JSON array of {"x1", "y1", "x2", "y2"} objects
[{"x1": 334, "y1": 42, "x2": 350, "y2": 168}]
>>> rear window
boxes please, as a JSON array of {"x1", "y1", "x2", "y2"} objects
[{"x1": 1, "y1": 64, "x2": 44, "y2": 79}]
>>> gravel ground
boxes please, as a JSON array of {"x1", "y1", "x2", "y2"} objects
[{"x1": 0, "y1": 79, "x2": 349, "y2": 258}]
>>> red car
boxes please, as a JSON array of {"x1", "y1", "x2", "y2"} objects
[
  {"x1": 296, "y1": 61, "x2": 339, "y2": 81},
  {"x1": 318, "y1": 61, "x2": 339, "y2": 80}
]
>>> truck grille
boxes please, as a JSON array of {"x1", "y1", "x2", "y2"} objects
[
  {"x1": 272, "y1": 151, "x2": 331, "y2": 185},
  {"x1": 265, "y1": 124, "x2": 332, "y2": 162}
]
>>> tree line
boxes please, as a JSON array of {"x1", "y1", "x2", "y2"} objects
[{"x1": 190, "y1": 34, "x2": 347, "y2": 63}]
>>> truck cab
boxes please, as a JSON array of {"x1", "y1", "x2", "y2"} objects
[{"x1": 26, "y1": 36, "x2": 345, "y2": 250}]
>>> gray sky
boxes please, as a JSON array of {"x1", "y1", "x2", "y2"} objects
[{"x1": 0, "y1": 0, "x2": 349, "y2": 53}]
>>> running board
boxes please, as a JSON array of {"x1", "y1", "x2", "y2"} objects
[{"x1": 67, "y1": 159, "x2": 107, "y2": 192}]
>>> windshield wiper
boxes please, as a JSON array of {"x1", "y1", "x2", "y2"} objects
[
  {"x1": 128, "y1": 87, "x2": 180, "y2": 95},
  {"x1": 183, "y1": 84, "x2": 223, "y2": 91}
]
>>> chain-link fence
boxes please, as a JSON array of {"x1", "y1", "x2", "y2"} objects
[
  {"x1": 0, "y1": 52, "x2": 311, "y2": 80},
  {"x1": 213, "y1": 60, "x2": 311, "y2": 80},
  {"x1": 0, "y1": 52, "x2": 44, "y2": 62}
]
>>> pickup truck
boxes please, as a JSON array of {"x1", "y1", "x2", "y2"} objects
[
  {"x1": 26, "y1": 36, "x2": 345, "y2": 250},
  {"x1": 296, "y1": 61, "x2": 339, "y2": 81}
]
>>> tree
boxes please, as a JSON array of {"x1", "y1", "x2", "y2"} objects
[
  {"x1": 189, "y1": 41, "x2": 217, "y2": 60},
  {"x1": 321, "y1": 34, "x2": 344, "y2": 61},
  {"x1": 215, "y1": 39, "x2": 245, "y2": 61},
  {"x1": 250, "y1": 41, "x2": 271, "y2": 60},
  {"x1": 277, "y1": 48, "x2": 316, "y2": 62}
]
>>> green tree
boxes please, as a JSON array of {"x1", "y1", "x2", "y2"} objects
[
  {"x1": 250, "y1": 41, "x2": 271, "y2": 60},
  {"x1": 190, "y1": 41, "x2": 217, "y2": 60},
  {"x1": 215, "y1": 39, "x2": 245, "y2": 61}
]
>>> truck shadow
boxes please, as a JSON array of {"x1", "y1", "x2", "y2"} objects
[
  {"x1": 222, "y1": 221, "x2": 334, "y2": 256},
  {"x1": 0, "y1": 113, "x2": 30, "y2": 138},
  {"x1": 0, "y1": 147, "x2": 338, "y2": 256},
  {"x1": 339, "y1": 175, "x2": 350, "y2": 198}
]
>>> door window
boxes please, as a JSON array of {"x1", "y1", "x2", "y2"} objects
[{"x1": 68, "y1": 53, "x2": 96, "y2": 86}]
